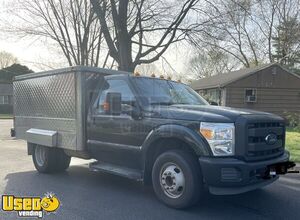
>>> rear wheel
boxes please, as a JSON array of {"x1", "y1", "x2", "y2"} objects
[
  {"x1": 32, "y1": 145, "x2": 71, "y2": 173},
  {"x1": 152, "y1": 150, "x2": 203, "y2": 209}
]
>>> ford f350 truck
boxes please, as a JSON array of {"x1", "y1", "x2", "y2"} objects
[{"x1": 12, "y1": 66, "x2": 297, "y2": 208}]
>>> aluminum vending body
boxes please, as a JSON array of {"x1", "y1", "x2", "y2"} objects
[{"x1": 13, "y1": 66, "x2": 121, "y2": 152}]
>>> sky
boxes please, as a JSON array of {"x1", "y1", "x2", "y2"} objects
[
  {"x1": 0, "y1": 0, "x2": 193, "y2": 76},
  {"x1": 0, "y1": 0, "x2": 56, "y2": 70}
]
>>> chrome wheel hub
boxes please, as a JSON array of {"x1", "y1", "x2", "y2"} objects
[
  {"x1": 160, "y1": 163, "x2": 185, "y2": 198},
  {"x1": 35, "y1": 146, "x2": 46, "y2": 167}
]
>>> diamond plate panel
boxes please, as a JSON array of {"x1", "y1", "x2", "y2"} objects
[
  {"x1": 14, "y1": 72, "x2": 78, "y2": 150},
  {"x1": 13, "y1": 68, "x2": 108, "y2": 151},
  {"x1": 14, "y1": 73, "x2": 76, "y2": 118}
]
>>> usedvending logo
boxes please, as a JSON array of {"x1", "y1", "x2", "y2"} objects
[{"x1": 2, "y1": 192, "x2": 60, "y2": 218}]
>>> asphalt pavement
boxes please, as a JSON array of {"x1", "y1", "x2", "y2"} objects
[{"x1": 0, "y1": 119, "x2": 299, "y2": 220}]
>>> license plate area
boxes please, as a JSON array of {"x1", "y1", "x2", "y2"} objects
[{"x1": 268, "y1": 161, "x2": 297, "y2": 175}]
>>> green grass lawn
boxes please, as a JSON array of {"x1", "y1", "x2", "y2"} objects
[
  {"x1": 286, "y1": 129, "x2": 300, "y2": 163},
  {"x1": 0, "y1": 114, "x2": 13, "y2": 119}
]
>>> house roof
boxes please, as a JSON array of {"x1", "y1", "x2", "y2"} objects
[{"x1": 190, "y1": 63, "x2": 295, "y2": 90}]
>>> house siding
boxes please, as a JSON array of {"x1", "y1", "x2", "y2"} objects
[
  {"x1": 0, "y1": 83, "x2": 13, "y2": 114},
  {"x1": 225, "y1": 66, "x2": 300, "y2": 116}
]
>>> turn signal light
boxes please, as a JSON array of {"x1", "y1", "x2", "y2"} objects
[{"x1": 200, "y1": 128, "x2": 214, "y2": 140}]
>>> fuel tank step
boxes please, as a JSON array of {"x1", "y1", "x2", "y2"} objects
[{"x1": 89, "y1": 161, "x2": 143, "y2": 181}]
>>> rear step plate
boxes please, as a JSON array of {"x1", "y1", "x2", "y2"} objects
[{"x1": 89, "y1": 161, "x2": 143, "y2": 181}]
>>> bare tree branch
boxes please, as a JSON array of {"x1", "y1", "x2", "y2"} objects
[
  {"x1": 7, "y1": 0, "x2": 108, "y2": 67},
  {"x1": 91, "y1": 0, "x2": 198, "y2": 71}
]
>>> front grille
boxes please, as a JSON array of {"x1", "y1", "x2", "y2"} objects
[
  {"x1": 246, "y1": 121, "x2": 285, "y2": 161},
  {"x1": 248, "y1": 122, "x2": 282, "y2": 129}
]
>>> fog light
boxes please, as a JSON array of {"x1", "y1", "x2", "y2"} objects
[{"x1": 221, "y1": 168, "x2": 241, "y2": 182}]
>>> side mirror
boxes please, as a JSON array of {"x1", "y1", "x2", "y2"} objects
[
  {"x1": 130, "y1": 107, "x2": 142, "y2": 120},
  {"x1": 210, "y1": 101, "x2": 219, "y2": 106},
  {"x1": 104, "y1": 92, "x2": 122, "y2": 115}
]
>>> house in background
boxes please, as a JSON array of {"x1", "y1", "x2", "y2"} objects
[
  {"x1": 190, "y1": 63, "x2": 300, "y2": 117},
  {"x1": 0, "y1": 82, "x2": 13, "y2": 114},
  {"x1": 0, "y1": 64, "x2": 33, "y2": 114}
]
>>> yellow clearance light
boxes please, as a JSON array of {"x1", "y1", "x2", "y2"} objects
[{"x1": 102, "y1": 102, "x2": 110, "y2": 111}]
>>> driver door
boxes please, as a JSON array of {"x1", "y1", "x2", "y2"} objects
[{"x1": 87, "y1": 77, "x2": 147, "y2": 168}]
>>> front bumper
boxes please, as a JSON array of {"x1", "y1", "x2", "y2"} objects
[{"x1": 199, "y1": 151, "x2": 290, "y2": 195}]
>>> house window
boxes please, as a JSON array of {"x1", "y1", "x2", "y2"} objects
[
  {"x1": 0, "y1": 95, "x2": 10, "y2": 104},
  {"x1": 245, "y1": 89, "x2": 257, "y2": 103}
]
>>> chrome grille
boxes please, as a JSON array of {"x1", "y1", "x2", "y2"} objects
[{"x1": 246, "y1": 121, "x2": 285, "y2": 161}]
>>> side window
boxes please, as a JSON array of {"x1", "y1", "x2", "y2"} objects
[
  {"x1": 95, "y1": 79, "x2": 136, "y2": 115},
  {"x1": 0, "y1": 95, "x2": 9, "y2": 105},
  {"x1": 245, "y1": 88, "x2": 257, "y2": 103}
]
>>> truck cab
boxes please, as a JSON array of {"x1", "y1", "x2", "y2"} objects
[{"x1": 12, "y1": 67, "x2": 296, "y2": 209}]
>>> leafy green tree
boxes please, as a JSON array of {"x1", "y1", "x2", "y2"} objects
[{"x1": 272, "y1": 16, "x2": 300, "y2": 71}]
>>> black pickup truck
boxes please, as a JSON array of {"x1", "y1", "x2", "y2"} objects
[{"x1": 12, "y1": 67, "x2": 296, "y2": 209}]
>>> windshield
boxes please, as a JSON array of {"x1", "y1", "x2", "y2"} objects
[{"x1": 132, "y1": 77, "x2": 208, "y2": 106}]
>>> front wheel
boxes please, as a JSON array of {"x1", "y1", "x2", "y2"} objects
[
  {"x1": 152, "y1": 150, "x2": 203, "y2": 209},
  {"x1": 32, "y1": 145, "x2": 71, "y2": 173}
]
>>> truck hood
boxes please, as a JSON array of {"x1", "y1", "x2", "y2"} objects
[{"x1": 148, "y1": 105, "x2": 278, "y2": 123}]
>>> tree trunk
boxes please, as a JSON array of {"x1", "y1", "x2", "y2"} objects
[
  {"x1": 116, "y1": 0, "x2": 134, "y2": 72},
  {"x1": 117, "y1": 34, "x2": 134, "y2": 72}
]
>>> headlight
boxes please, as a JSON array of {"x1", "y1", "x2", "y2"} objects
[{"x1": 200, "y1": 122, "x2": 235, "y2": 156}]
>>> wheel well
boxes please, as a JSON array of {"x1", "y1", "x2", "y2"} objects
[
  {"x1": 143, "y1": 138, "x2": 199, "y2": 184},
  {"x1": 27, "y1": 142, "x2": 37, "y2": 155}
]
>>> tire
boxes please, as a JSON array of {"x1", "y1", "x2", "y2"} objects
[
  {"x1": 152, "y1": 150, "x2": 203, "y2": 209},
  {"x1": 32, "y1": 145, "x2": 71, "y2": 173}
]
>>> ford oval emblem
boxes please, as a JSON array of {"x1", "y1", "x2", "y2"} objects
[{"x1": 265, "y1": 133, "x2": 277, "y2": 145}]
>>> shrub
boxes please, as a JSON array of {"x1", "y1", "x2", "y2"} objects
[{"x1": 284, "y1": 112, "x2": 300, "y2": 131}]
